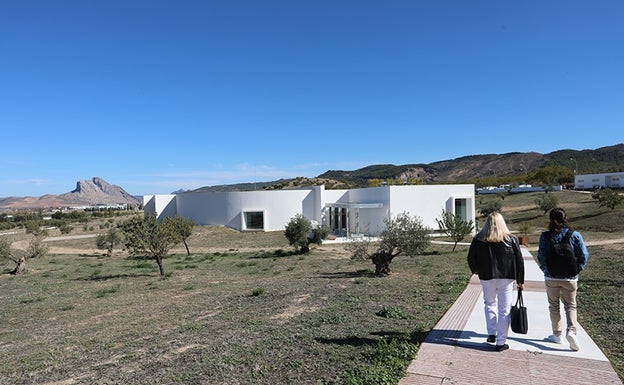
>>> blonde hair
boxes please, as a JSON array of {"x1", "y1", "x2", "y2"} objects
[{"x1": 477, "y1": 212, "x2": 512, "y2": 243}]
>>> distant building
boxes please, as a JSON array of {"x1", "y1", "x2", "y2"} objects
[
  {"x1": 574, "y1": 172, "x2": 624, "y2": 189},
  {"x1": 143, "y1": 184, "x2": 475, "y2": 237},
  {"x1": 476, "y1": 184, "x2": 563, "y2": 194}
]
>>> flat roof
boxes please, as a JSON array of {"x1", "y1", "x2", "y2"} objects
[{"x1": 325, "y1": 202, "x2": 384, "y2": 209}]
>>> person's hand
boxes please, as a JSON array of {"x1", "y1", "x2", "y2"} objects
[{"x1": 517, "y1": 283, "x2": 524, "y2": 290}]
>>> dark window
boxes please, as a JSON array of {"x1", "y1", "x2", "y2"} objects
[{"x1": 244, "y1": 211, "x2": 264, "y2": 230}]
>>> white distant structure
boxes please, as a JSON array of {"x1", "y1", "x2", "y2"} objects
[
  {"x1": 476, "y1": 184, "x2": 563, "y2": 194},
  {"x1": 574, "y1": 172, "x2": 624, "y2": 190},
  {"x1": 143, "y1": 184, "x2": 475, "y2": 237}
]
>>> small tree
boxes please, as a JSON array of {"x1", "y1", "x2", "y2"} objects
[
  {"x1": 478, "y1": 201, "x2": 502, "y2": 217},
  {"x1": 534, "y1": 193, "x2": 558, "y2": 215},
  {"x1": 96, "y1": 227, "x2": 123, "y2": 257},
  {"x1": 59, "y1": 224, "x2": 73, "y2": 234},
  {"x1": 284, "y1": 214, "x2": 329, "y2": 254},
  {"x1": 350, "y1": 213, "x2": 430, "y2": 276},
  {"x1": 118, "y1": 214, "x2": 182, "y2": 276},
  {"x1": 26, "y1": 234, "x2": 49, "y2": 259},
  {"x1": 2, "y1": 235, "x2": 49, "y2": 275},
  {"x1": 0, "y1": 236, "x2": 26, "y2": 275},
  {"x1": 169, "y1": 216, "x2": 195, "y2": 256},
  {"x1": 592, "y1": 188, "x2": 624, "y2": 210},
  {"x1": 436, "y1": 210, "x2": 474, "y2": 251}
]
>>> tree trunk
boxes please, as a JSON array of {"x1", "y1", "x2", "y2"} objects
[
  {"x1": 183, "y1": 240, "x2": 190, "y2": 256},
  {"x1": 11, "y1": 257, "x2": 27, "y2": 275},
  {"x1": 372, "y1": 252, "x2": 393, "y2": 276},
  {"x1": 156, "y1": 257, "x2": 165, "y2": 276}
]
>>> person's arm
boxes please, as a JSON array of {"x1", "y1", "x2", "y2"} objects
[
  {"x1": 536, "y1": 232, "x2": 549, "y2": 275},
  {"x1": 572, "y1": 231, "x2": 590, "y2": 270},
  {"x1": 467, "y1": 238, "x2": 478, "y2": 274},
  {"x1": 512, "y1": 236, "x2": 525, "y2": 290}
]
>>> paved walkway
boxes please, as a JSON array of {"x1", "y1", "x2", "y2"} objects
[{"x1": 400, "y1": 245, "x2": 623, "y2": 385}]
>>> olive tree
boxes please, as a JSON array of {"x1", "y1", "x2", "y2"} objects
[
  {"x1": 478, "y1": 200, "x2": 502, "y2": 217},
  {"x1": 96, "y1": 227, "x2": 123, "y2": 257},
  {"x1": 436, "y1": 210, "x2": 474, "y2": 251},
  {"x1": 349, "y1": 213, "x2": 431, "y2": 276},
  {"x1": 0, "y1": 236, "x2": 25, "y2": 275},
  {"x1": 118, "y1": 214, "x2": 182, "y2": 276},
  {"x1": 592, "y1": 188, "x2": 624, "y2": 210},
  {"x1": 169, "y1": 216, "x2": 195, "y2": 256},
  {"x1": 26, "y1": 234, "x2": 49, "y2": 259},
  {"x1": 534, "y1": 192, "x2": 558, "y2": 215},
  {"x1": 284, "y1": 214, "x2": 329, "y2": 254},
  {"x1": 1, "y1": 235, "x2": 48, "y2": 275}
]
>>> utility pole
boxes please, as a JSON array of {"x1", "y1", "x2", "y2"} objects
[{"x1": 570, "y1": 158, "x2": 578, "y2": 174}]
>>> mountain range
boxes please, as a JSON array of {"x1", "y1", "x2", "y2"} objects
[
  {"x1": 0, "y1": 177, "x2": 141, "y2": 210},
  {"x1": 195, "y1": 143, "x2": 624, "y2": 192},
  {"x1": 2, "y1": 144, "x2": 623, "y2": 209}
]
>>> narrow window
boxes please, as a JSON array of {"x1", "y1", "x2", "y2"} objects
[{"x1": 454, "y1": 198, "x2": 468, "y2": 221}]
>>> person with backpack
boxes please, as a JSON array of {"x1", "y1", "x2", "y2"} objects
[
  {"x1": 467, "y1": 212, "x2": 525, "y2": 352},
  {"x1": 537, "y1": 207, "x2": 589, "y2": 351}
]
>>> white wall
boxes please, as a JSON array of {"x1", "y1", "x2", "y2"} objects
[
  {"x1": 575, "y1": 173, "x2": 624, "y2": 189},
  {"x1": 174, "y1": 188, "x2": 317, "y2": 231},
  {"x1": 343, "y1": 187, "x2": 391, "y2": 235},
  {"x1": 143, "y1": 184, "x2": 475, "y2": 236},
  {"x1": 386, "y1": 185, "x2": 475, "y2": 230},
  {"x1": 143, "y1": 195, "x2": 177, "y2": 219},
  {"x1": 322, "y1": 184, "x2": 475, "y2": 236}
]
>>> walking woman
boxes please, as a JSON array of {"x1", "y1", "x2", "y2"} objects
[
  {"x1": 537, "y1": 207, "x2": 589, "y2": 351},
  {"x1": 467, "y1": 212, "x2": 525, "y2": 352}
]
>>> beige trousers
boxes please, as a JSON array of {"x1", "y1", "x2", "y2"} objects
[{"x1": 545, "y1": 279, "x2": 578, "y2": 335}]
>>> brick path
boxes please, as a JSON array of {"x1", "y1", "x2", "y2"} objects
[{"x1": 400, "y1": 247, "x2": 623, "y2": 385}]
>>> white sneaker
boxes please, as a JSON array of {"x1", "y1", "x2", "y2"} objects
[
  {"x1": 566, "y1": 332, "x2": 580, "y2": 351},
  {"x1": 547, "y1": 334, "x2": 563, "y2": 344}
]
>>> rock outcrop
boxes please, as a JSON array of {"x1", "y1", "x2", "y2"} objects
[{"x1": 0, "y1": 177, "x2": 141, "y2": 209}]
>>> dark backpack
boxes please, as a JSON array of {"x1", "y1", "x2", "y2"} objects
[{"x1": 544, "y1": 230, "x2": 580, "y2": 278}]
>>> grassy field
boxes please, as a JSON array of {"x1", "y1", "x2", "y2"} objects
[{"x1": 1, "y1": 189, "x2": 623, "y2": 384}]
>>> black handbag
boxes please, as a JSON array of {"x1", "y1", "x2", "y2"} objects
[{"x1": 510, "y1": 289, "x2": 528, "y2": 334}]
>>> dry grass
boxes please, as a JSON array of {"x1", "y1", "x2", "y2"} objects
[
  {"x1": 2, "y1": 190, "x2": 624, "y2": 384},
  {"x1": 0, "y1": 228, "x2": 467, "y2": 385}
]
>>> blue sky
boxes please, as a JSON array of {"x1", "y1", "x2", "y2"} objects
[{"x1": 1, "y1": 1, "x2": 622, "y2": 197}]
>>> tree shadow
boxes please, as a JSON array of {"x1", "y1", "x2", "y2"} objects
[
  {"x1": 77, "y1": 253, "x2": 107, "y2": 258},
  {"x1": 316, "y1": 330, "x2": 429, "y2": 348},
  {"x1": 248, "y1": 249, "x2": 298, "y2": 259},
  {"x1": 316, "y1": 269, "x2": 376, "y2": 279},
  {"x1": 571, "y1": 212, "x2": 606, "y2": 221},
  {"x1": 511, "y1": 214, "x2": 543, "y2": 223},
  {"x1": 315, "y1": 335, "x2": 378, "y2": 347},
  {"x1": 75, "y1": 273, "x2": 154, "y2": 281}
]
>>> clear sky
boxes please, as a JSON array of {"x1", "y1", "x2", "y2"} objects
[{"x1": 1, "y1": 1, "x2": 622, "y2": 197}]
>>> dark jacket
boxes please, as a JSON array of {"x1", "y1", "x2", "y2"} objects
[
  {"x1": 537, "y1": 228, "x2": 590, "y2": 279},
  {"x1": 467, "y1": 235, "x2": 524, "y2": 284}
]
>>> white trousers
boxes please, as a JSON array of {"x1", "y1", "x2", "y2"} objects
[{"x1": 481, "y1": 278, "x2": 514, "y2": 345}]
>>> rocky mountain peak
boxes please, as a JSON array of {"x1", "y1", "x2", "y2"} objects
[
  {"x1": 0, "y1": 177, "x2": 141, "y2": 209},
  {"x1": 72, "y1": 177, "x2": 114, "y2": 195},
  {"x1": 64, "y1": 177, "x2": 139, "y2": 205}
]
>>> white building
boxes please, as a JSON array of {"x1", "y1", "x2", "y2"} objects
[
  {"x1": 143, "y1": 184, "x2": 475, "y2": 237},
  {"x1": 574, "y1": 172, "x2": 624, "y2": 190}
]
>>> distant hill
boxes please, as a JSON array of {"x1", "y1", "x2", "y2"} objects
[
  {"x1": 0, "y1": 177, "x2": 141, "y2": 210},
  {"x1": 2, "y1": 144, "x2": 622, "y2": 208},
  {"x1": 195, "y1": 143, "x2": 624, "y2": 192}
]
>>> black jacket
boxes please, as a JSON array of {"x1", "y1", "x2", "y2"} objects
[{"x1": 467, "y1": 235, "x2": 524, "y2": 284}]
